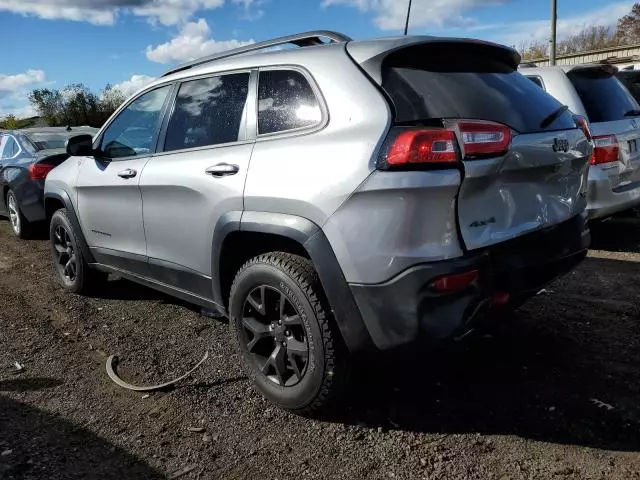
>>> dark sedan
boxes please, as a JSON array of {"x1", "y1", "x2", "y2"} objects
[{"x1": 0, "y1": 126, "x2": 97, "y2": 238}]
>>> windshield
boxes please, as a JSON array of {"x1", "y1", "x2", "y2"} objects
[
  {"x1": 25, "y1": 132, "x2": 89, "y2": 151},
  {"x1": 381, "y1": 49, "x2": 576, "y2": 133},
  {"x1": 567, "y1": 68, "x2": 640, "y2": 123}
]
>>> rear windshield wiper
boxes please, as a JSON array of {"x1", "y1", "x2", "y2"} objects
[
  {"x1": 624, "y1": 109, "x2": 640, "y2": 117},
  {"x1": 540, "y1": 105, "x2": 569, "y2": 129}
]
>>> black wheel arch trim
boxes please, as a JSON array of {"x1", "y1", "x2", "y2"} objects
[
  {"x1": 44, "y1": 188, "x2": 96, "y2": 264},
  {"x1": 212, "y1": 211, "x2": 375, "y2": 354}
]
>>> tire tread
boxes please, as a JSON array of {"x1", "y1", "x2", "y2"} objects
[{"x1": 230, "y1": 252, "x2": 346, "y2": 414}]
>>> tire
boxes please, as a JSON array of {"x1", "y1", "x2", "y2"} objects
[
  {"x1": 6, "y1": 190, "x2": 32, "y2": 239},
  {"x1": 49, "y1": 208, "x2": 106, "y2": 294},
  {"x1": 229, "y1": 252, "x2": 349, "y2": 415}
]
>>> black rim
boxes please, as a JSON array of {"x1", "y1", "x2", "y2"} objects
[
  {"x1": 241, "y1": 286, "x2": 309, "y2": 387},
  {"x1": 53, "y1": 225, "x2": 77, "y2": 283}
]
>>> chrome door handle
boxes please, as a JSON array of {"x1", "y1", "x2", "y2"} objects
[
  {"x1": 117, "y1": 168, "x2": 137, "y2": 179},
  {"x1": 205, "y1": 163, "x2": 240, "y2": 177}
]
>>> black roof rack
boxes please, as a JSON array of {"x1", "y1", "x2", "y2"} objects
[{"x1": 162, "y1": 30, "x2": 352, "y2": 77}]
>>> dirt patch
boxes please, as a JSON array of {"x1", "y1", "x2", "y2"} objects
[{"x1": 1, "y1": 217, "x2": 639, "y2": 479}]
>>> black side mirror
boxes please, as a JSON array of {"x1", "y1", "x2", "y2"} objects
[{"x1": 66, "y1": 134, "x2": 94, "y2": 156}]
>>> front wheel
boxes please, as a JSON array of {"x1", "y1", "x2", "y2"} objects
[
  {"x1": 50, "y1": 209, "x2": 105, "y2": 294},
  {"x1": 229, "y1": 252, "x2": 349, "y2": 414}
]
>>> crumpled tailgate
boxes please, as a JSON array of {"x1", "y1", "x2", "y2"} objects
[{"x1": 457, "y1": 128, "x2": 591, "y2": 251}]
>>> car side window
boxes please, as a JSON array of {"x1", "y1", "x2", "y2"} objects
[
  {"x1": 99, "y1": 85, "x2": 172, "y2": 159},
  {"x1": 164, "y1": 73, "x2": 250, "y2": 152},
  {"x1": 1, "y1": 136, "x2": 18, "y2": 160},
  {"x1": 257, "y1": 70, "x2": 322, "y2": 135}
]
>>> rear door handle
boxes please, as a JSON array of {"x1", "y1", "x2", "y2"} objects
[
  {"x1": 205, "y1": 163, "x2": 240, "y2": 177},
  {"x1": 117, "y1": 168, "x2": 137, "y2": 179}
]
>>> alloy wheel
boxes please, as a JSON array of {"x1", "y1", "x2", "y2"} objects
[
  {"x1": 241, "y1": 286, "x2": 309, "y2": 387},
  {"x1": 53, "y1": 225, "x2": 77, "y2": 283},
  {"x1": 7, "y1": 194, "x2": 20, "y2": 235}
]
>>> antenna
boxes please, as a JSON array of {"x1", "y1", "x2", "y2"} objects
[{"x1": 404, "y1": 0, "x2": 413, "y2": 36}]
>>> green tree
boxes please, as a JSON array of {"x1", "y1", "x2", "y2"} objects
[{"x1": 2, "y1": 114, "x2": 19, "y2": 130}]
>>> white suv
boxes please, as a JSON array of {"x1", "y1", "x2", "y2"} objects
[{"x1": 521, "y1": 63, "x2": 640, "y2": 220}]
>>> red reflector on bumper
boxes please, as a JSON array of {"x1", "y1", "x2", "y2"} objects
[
  {"x1": 429, "y1": 270, "x2": 479, "y2": 294},
  {"x1": 491, "y1": 292, "x2": 510, "y2": 306}
]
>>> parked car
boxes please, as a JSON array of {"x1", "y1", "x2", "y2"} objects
[
  {"x1": 521, "y1": 64, "x2": 640, "y2": 220},
  {"x1": 0, "y1": 126, "x2": 97, "y2": 238},
  {"x1": 45, "y1": 32, "x2": 592, "y2": 413}
]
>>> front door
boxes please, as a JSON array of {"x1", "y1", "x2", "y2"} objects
[
  {"x1": 75, "y1": 84, "x2": 173, "y2": 275},
  {"x1": 139, "y1": 72, "x2": 253, "y2": 299}
]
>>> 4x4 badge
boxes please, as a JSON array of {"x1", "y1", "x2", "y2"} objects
[
  {"x1": 552, "y1": 137, "x2": 569, "y2": 153},
  {"x1": 631, "y1": 119, "x2": 639, "y2": 129}
]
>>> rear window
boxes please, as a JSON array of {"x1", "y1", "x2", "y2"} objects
[
  {"x1": 567, "y1": 68, "x2": 640, "y2": 123},
  {"x1": 381, "y1": 46, "x2": 576, "y2": 133},
  {"x1": 616, "y1": 72, "x2": 640, "y2": 105}
]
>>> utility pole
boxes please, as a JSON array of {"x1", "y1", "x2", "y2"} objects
[
  {"x1": 550, "y1": 0, "x2": 557, "y2": 65},
  {"x1": 404, "y1": 0, "x2": 413, "y2": 36}
]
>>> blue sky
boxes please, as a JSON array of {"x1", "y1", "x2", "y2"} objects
[{"x1": 0, "y1": 0, "x2": 634, "y2": 118}]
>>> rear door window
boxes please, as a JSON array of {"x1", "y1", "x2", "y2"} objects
[
  {"x1": 567, "y1": 68, "x2": 640, "y2": 122},
  {"x1": 381, "y1": 47, "x2": 575, "y2": 133},
  {"x1": 257, "y1": 70, "x2": 322, "y2": 135},
  {"x1": 164, "y1": 73, "x2": 250, "y2": 152}
]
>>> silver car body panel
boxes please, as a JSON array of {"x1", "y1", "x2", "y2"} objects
[{"x1": 76, "y1": 156, "x2": 151, "y2": 257}]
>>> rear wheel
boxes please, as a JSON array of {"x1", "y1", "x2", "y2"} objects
[
  {"x1": 6, "y1": 190, "x2": 31, "y2": 239},
  {"x1": 50, "y1": 209, "x2": 105, "y2": 294},
  {"x1": 229, "y1": 252, "x2": 348, "y2": 414}
]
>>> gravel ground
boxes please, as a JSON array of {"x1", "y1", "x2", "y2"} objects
[{"x1": 1, "y1": 214, "x2": 639, "y2": 479}]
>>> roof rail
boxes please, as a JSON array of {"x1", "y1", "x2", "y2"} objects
[{"x1": 162, "y1": 30, "x2": 352, "y2": 77}]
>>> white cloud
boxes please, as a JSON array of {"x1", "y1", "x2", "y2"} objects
[
  {"x1": 232, "y1": 0, "x2": 265, "y2": 20},
  {"x1": 0, "y1": 104, "x2": 37, "y2": 120},
  {"x1": 0, "y1": 69, "x2": 47, "y2": 120},
  {"x1": 111, "y1": 74, "x2": 156, "y2": 96},
  {"x1": 492, "y1": 1, "x2": 633, "y2": 47},
  {"x1": 146, "y1": 18, "x2": 254, "y2": 64},
  {"x1": 322, "y1": 0, "x2": 509, "y2": 30},
  {"x1": 0, "y1": 0, "x2": 225, "y2": 26},
  {"x1": 0, "y1": 69, "x2": 46, "y2": 96},
  {"x1": 131, "y1": 0, "x2": 225, "y2": 25}
]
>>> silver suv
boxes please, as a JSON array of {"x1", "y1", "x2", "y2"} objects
[
  {"x1": 45, "y1": 31, "x2": 592, "y2": 413},
  {"x1": 521, "y1": 64, "x2": 640, "y2": 220}
]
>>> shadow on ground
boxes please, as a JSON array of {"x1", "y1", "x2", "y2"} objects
[
  {"x1": 0, "y1": 394, "x2": 165, "y2": 479},
  {"x1": 331, "y1": 255, "x2": 640, "y2": 453},
  {"x1": 591, "y1": 209, "x2": 640, "y2": 253}
]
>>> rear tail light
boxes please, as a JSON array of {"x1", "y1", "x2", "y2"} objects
[
  {"x1": 381, "y1": 120, "x2": 512, "y2": 169},
  {"x1": 429, "y1": 270, "x2": 479, "y2": 294},
  {"x1": 573, "y1": 115, "x2": 592, "y2": 141},
  {"x1": 591, "y1": 135, "x2": 619, "y2": 165},
  {"x1": 386, "y1": 130, "x2": 458, "y2": 166},
  {"x1": 28, "y1": 163, "x2": 55, "y2": 180},
  {"x1": 455, "y1": 121, "x2": 512, "y2": 157}
]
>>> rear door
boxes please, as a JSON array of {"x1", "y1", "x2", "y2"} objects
[
  {"x1": 139, "y1": 71, "x2": 253, "y2": 299},
  {"x1": 568, "y1": 67, "x2": 640, "y2": 191},
  {"x1": 362, "y1": 41, "x2": 591, "y2": 251}
]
